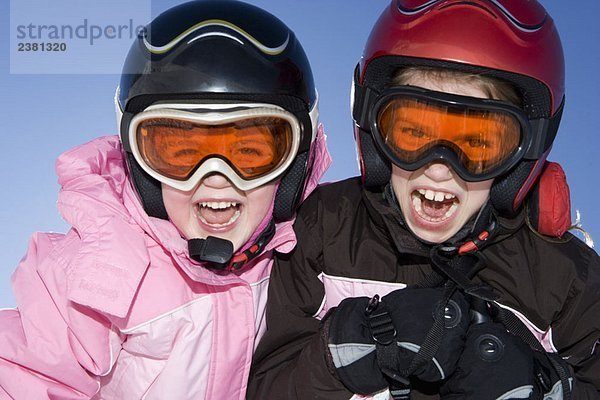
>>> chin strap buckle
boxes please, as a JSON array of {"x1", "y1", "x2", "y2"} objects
[
  {"x1": 458, "y1": 219, "x2": 497, "y2": 255},
  {"x1": 187, "y1": 219, "x2": 276, "y2": 272},
  {"x1": 188, "y1": 236, "x2": 234, "y2": 269}
]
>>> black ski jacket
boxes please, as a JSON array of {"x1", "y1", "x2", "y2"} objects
[{"x1": 248, "y1": 177, "x2": 600, "y2": 399}]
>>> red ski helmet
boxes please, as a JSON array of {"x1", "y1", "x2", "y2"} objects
[{"x1": 352, "y1": 0, "x2": 565, "y2": 216}]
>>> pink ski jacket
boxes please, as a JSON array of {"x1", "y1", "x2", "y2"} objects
[{"x1": 0, "y1": 129, "x2": 330, "y2": 400}]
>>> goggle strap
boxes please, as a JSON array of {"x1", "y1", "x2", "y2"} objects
[
  {"x1": 121, "y1": 112, "x2": 135, "y2": 152},
  {"x1": 525, "y1": 99, "x2": 564, "y2": 159},
  {"x1": 126, "y1": 152, "x2": 169, "y2": 220},
  {"x1": 352, "y1": 81, "x2": 379, "y2": 130},
  {"x1": 351, "y1": 63, "x2": 363, "y2": 126},
  {"x1": 274, "y1": 151, "x2": 309, "y2": 221},
  {"x1": 527, "y1": 118, "x2": 550, "y2": 158},
  {"x1": 359, "y1": 129, "x2": 392, "y2": 188}
]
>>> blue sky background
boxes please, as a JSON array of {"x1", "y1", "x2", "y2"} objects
[{"x1": 1, "y1": 0, "x2": 599, "y2": 307}]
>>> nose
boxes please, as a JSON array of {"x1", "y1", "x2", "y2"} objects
[
  {"x1": 201, "y1": 173, "x2": 233, "y2": 189},
  {"x1": 423, "y1": 162, "x2": 454, "y2": 182}
]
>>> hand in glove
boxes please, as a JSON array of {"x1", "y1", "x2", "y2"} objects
[
  {"x1": 326, "y1": 287, "x2": 470, "y2": 395},
  {"x1": 439, "y1": 321, "x2": 573, "y2": 399}
]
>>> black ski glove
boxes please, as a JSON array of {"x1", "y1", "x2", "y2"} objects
[
  {"x1": 439, "y1": 321, "x2": 573, "y2": 399},
  {"x1": 326, "y1": 287, "x2": 470, "y2": 395}
]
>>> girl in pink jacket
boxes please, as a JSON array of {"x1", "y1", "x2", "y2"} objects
[{"x1": 0, "y1": 1, "x2": 329, "y2": 398}]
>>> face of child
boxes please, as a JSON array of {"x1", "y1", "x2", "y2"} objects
[
  {"x1": 390, "y1": 77, "x2": 494, "y2": 243},
  {"x1": 162, "y1": 176, "x2": 276, "y2": 252}
]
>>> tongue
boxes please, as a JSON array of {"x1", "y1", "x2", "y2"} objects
[
  {"x1": 199, "y1": 206, "x2": 237, "y2": 225},
  {"x1": 421, "y1": 198, "x2": 453, "y2": 219}
]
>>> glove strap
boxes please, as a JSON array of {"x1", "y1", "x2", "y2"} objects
[
  {"x1": 366, "y1": 295, "x2": 411, "y2": 399},
  {"x1": 402, "y1": 284, "x2": 457, "y2": 379},
  {"x1": 366, "y1": 286, "x2": 459, "y2": 399},
  {"x1": 429, "y1": 248, "x2": 498, "y2": 302}
]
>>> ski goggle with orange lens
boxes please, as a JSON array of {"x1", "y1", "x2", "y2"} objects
[
  {"x1": 370, "y1": 88, "x2": 532, "y2": 181},
  {"x1": 128, "y1": 105, "x2": 301, "y2": 191}
]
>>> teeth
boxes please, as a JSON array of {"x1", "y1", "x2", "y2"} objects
[
  {"x1": 412, "y1": 195, "x2": 422, "y2": 213},
  {"x1": 417, "y1": 189, "x2": 456, "y2": 203},
  {"x1": 445, "y1": 203, "x2": 458, "y2": 219},
  {"x1": 200, "y1": 201, "x2": 239, "y2": 210},
  {"x1": 196, "y1": 209, "x2": 241, "y2": 227},
  {"x1": 411, "y1": 194, "x2": 459, "y2": 222}
]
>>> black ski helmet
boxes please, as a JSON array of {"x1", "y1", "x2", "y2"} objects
[
  {"x1": 352, "y1": 0, "x2": 565, "y2": 217},
  {"x1": 117, "y1": 0, "x2": 318, "y2": 222}
]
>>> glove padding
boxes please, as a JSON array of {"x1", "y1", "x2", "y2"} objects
[
  {"x1": 440, "y1": 321, "x2": 573, "y2": 399},
  {"x1": 327, "y1": 287, "x2": 469, "y2": 395}
]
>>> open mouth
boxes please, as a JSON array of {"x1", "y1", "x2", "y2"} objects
[
  {"x1": 411, "y1": 188, "x2": 459, "y2": 223},
  {"x1": 195, "y1": 201, "x2": 241, "y2": 228}
]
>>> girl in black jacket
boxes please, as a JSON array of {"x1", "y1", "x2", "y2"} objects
[{"x1": 249, "y1": 1, "x2": 600, "y2": 398}]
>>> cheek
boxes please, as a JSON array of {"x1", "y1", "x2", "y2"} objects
[
  {"x1": 390, "y1": 166, "x2": 412, "y2": 198},
  {"x1": 162, "y1": 185, "x2": 192, "y2": 208},
  {"x1": 245, "y1": 183, "x2": 277, "y2": 219},
  {"x1": 464, "y1": 179, "x2": 493, "y2": 211},
  {"x1": 162, "y1": 185, "x2": 194, "y2": 225},
  {"x1": 230, "y1": 183, "x2": 277, "y2": 249}
]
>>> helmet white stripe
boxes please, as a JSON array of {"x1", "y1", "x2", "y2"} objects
[{"x1": 143, "y1": 20, "x2": 289, "y2": 55}]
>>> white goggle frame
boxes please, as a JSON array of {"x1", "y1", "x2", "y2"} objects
[{"x1": 128, "y1": 103, "x2": 302, "y2": 192}]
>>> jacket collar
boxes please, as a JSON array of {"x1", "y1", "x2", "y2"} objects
[{"x1": 362, "y1": 185, "x2": 431, "y2": 257}]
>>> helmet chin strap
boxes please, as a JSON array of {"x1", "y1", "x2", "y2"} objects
[{"x1": 187, "y1": 219, "x2": 276, "y2": 271}]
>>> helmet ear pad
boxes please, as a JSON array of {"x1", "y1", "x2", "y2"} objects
[
  {"x1": 526, "y1": 161, "x2": 571, "y2": 237},
  {"x1": 490, "y1": 159, "x2": 545, "y2": 217},
  {"x1": 357, "y1": 128, "x2": 391, "y2": 188},
  {"x1": 126, "y1": 152, "x2": 169, "y2": 220}
]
